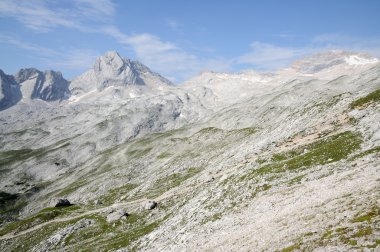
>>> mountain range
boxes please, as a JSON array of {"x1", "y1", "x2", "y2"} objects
[{"x1": 0, "y1": 50, "x2": 379, "y2": 251}]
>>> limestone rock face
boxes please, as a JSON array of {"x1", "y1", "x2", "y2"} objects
[
  {"x1": 15, "y1": 68, "x2": 70, "y2": 101},
  {"x1": 69, "y1": 51, "x2": 172, "y2": 95},
  {"x1": 0, "y1": 69, "x2": 21, "y2": 111}
]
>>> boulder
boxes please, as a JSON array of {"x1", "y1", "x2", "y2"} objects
[
  {"x1": 144, "y1": 200, "x2": 157, "y2": 210},
  {"x1": 106, "y1": 208, "x2": 128, "y2": 223},
  {"x1": 51, "y1": 198, "x2": 71, "y2": 207},
  {"x1": 94, "y1": 199, "x2": 102, "y2": 205}
]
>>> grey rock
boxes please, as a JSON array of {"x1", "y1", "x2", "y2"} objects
[
  {"x1": 0, "y1": 69, "x2": 21, "y2": 111},
  {"x1": 144, "y1": 200, "x2": 158, "y2": 210},
  {"x1": 51, "y1": 198, "x2": 71, "y2": 207},
  {"x1": 106, "y1": 208, "x2": 128, "y2": 223},
  {"x1": 69, "y1": 51, "x2": 172, "y2": 95},
  {"x1": 15, "y1": 68, "x2": 70, "y2": 101},
  {"x1": 94, "y1": 199, "x2": 102, "y2": 205}
]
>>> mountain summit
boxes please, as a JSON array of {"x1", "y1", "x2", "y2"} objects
[{"x1": 70, "y1": 51, "x2": 172, "y2": 95}]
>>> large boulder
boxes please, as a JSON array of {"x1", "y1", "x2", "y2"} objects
[
  {"x1": 106, "y1": 208, "x2": 128, "y2": 223},
  {"x1": 51, "y1": 198, "x2": 71, "y2": 207},
  {"x1": 144, "y1": 200, "x2": 157, "y2": 210}
]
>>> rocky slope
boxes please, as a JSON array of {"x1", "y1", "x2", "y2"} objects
[{"x1": 0, "y1": 50, "x2": 379, "y2": 251}]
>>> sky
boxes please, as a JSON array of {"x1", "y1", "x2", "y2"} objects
[{"x1": 0, "y1": 0, "x2": 380, "y2": 83}]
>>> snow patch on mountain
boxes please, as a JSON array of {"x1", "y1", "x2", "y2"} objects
[{"x1": 345, "y1": 55, "x2": 379, "y2": 65}]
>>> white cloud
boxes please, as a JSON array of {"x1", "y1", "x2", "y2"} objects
[
  {"x1": 236, "y1": 42, "x2": 316, "y2": 70},
  {"x1": 0, "y1": 34, "x2": 98, "y2": 75},
  {"x1": 235, "y1": 35, "x2": 380, "y2": 71},
  {"x1": 0, "y1": 0, "x2": 115, "y2": 32},
  {"x1": 102, "y1": 26, "x2": 229, "y2": 82}
]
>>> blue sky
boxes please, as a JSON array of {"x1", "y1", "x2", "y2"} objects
[{"x1": 1, "y1": 0, "x2": 380, "y2": 83}]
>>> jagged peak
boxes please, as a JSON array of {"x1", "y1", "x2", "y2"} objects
[
  {"x1": 94, "y1": 51, "x2": 130, "y2": 74},
  {"x1": 14, "y1": 68, "x2": 66, "y2": 84}
]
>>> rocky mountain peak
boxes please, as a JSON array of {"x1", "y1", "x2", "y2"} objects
[
  {"x1": 14, "y1": 68, "x2": 41, "y2": 83},
  {"x1": 70, "y1": 51, "x2": 172, "y2": 95},
  {"x1": 93, "y1": 51, "x2": 144, "y2": 90}
]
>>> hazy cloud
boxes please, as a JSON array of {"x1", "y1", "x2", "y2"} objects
[
  {"x1": 0, "y1": 34, "x2": 98, "y2": 76},
  {"x1": 102, "y1": 26, "x2": 229, "y2": 82},
  {"x1": 235, "y1": 35, "x2": 380, "y2": 71},
  {"x1": 0, "y1": 0, "x2": 115, "y2": 32},
  {"x1": 236, "y1": 41, "x2": 316, "y2": 70}
]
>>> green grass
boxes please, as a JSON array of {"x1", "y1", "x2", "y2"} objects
[
  {"x1": 352, "y1": 227, "x2": 373, "y2": 238},
  {"x1": 350, "y1": 88, "x2": 380, "y2": 109},
  {"x1": 56, "y1": 179, "x2": 90, "y2": 197},
  {"x1": 99, "y1": 183, "x2": 138, "y2": 205},
  {"x1": 130, "y1": 167, "x2": 202, "y2": 200},
  {"x1": 245, "y1": 131, "x2": 362, "y2": 179},
  {"x1": 0, "y1": 137, "x2": 73, "y2": 169},
  {"x1": 126, "y1": 147, "x2": 153, "y2": 159},
  {"x1": 62, "y1": 212, "x2": 168, "y2": 251},
  {"x1": 1, "y1": 216, "x2": 83, "y2": 251},
  {"x1": 202, "y1": 212, "x2": 223, "y2": 224},
  {"x1": 0, "y1": 205, "x2": 81, "y2": 236},
  {"x1": 157, "y1": 152, "x2": 172, "y2": 159},
  {"x1": 197, "y1": 127, "x2": 223, "y2": 134},
  {"x1": 349, "y1": 146, "x2": 380, "y2": 161},
  {"x1": 281, "y1": 243, "x2": 301, "y2": 252},
  {"x1": 351, "y1": 206, "x2": 379, "y2": 223}
]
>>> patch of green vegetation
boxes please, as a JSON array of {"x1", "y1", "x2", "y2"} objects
[
  {"x1": 104, "y1": 217, "x2": 164, "y2": 251},
  {"x1": 288, "y1": 175, "x2": 305, "y2": 186},
  {"x1": 250, "y1": 183, "x2": 273, "y2": 198},
  {"x1": 56, "y1": 179, "x2": 89, "y2": 197},
  {"x1": 129, "y1": 167, "x2": 202, "y2": 201},
  {"x1": 271, "y1": 153, "x2": 288, "y2": 162},
  {"x1": 351, "y1": 206, "x2": 379, "y2": 223},
  {"x1": 245, "y1": 131, "x2": 362, "y2": 179},
  {"x1": 1, "y1": 215, "x2": 82, "y2": 251},
  {"x1": 230, "y1": 127, "x2": 257, "y2": 135},
  {"x1": 202, "y1": 212, "x2": 223, "y2": 224},
  {"x1": 63, "y1": 212, "x2": 168, "y2": 251},
  {"x1": 352, "y1": 227, "x2": 372, "y2": 238},
  {"x1": 366, "y1": 240, "x2": 380, "y2": 248},
  {"x1": 99, "y1": 183, "x2": 138, "y2": 205},
  {"x1": 0, "y1": 205, "x2": 81, "y2": 236},
  {"x1": 157, "y1": 152, "x2": 172, "y2": 159},
  {"x1": 256, "y1": 158, "x2": 267, "y2": 164},
  {"x1": 197, "y1": 127, "x2": 223, "y2": 134},
  {"x1": 349, "y1": 146, "x2": 380, "y2": 161},
  {"x1": 0, "y1": 136, "x2": 75, "y2": 168},
  {"x1": 321, "y1": 230, "x2": 333, "y2": 240},
  {"x1": 126, "y1": 147, "x2": 153, "y2": 159},
  {"x1": 350, "y1": 88, "x2": 380, "y2": 109},
  {"x1": 281, "y1": 243, "x2": 301, "y2": 252},
  {"x1": 145, "y1": 167, "x2": 202, "y2": 198}
]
